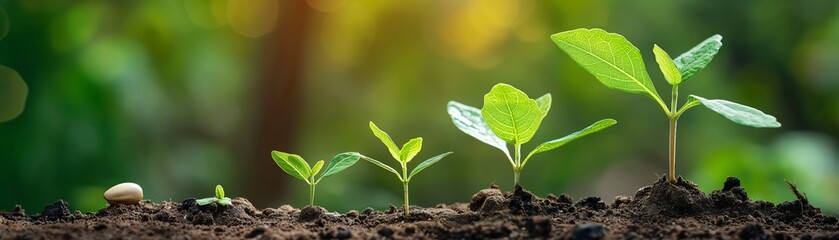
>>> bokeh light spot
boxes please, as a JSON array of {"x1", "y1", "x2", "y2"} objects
[
  {"x1": 227, "y1": 0, "x2": 278, "y2": 38},
  {"x1": 184, "y1": 0, "x2": 228, "y2": 29},
  {"x1": 0, "y1": 65, "x2": 27, "y2": 122}
]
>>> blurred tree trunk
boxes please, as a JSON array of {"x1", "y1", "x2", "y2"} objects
[{"x1": 248, "y1": 0, "x2": 310, "y2": 208}]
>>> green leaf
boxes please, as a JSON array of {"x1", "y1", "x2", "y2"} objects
[
  {"x1": 690, "y1": 95, "x2": 781, "y2": 128},
  {"x1": 358, "y1": 154, "x2": 403, "y2": 181},
  {"x1": 320, "y1": 152, "x2": 361, "y2": 179},
  {"x1": 551, "y1": 28, "x2": 662, "y2": 101},
  {"x1": 369, "y1": 122, "x2": 402, "y2": 161},
  {"x1": 271, "y1": 151, "x2": 309, "y2": 181},
  {"x1": 196, "y1": 198, "x2": 215, "y2": 206},
  {"x1": 673, "y1": 34, "x2": 722, "y2": 81},
  {"x1": 447, "y1": 101, "x2": 511, "y2": 159},
  {"x1": 523, "y1": 119, "x2": 617, "y2": 167},
  {"x1": 311, "y1": 160, "x2": 325, "y2": 178},
  {"x1": 481, "y1": 83, "x2": 544, "y2": 145},
  {"x1": 408, "y1": 152, "x2": 453, "y2": 180},
  {"x1": 653, "y1": 44, "x2": 682, "y2": 85},
  {"x1": 215, "y1": 185, "x2": 225, "y2": 199},
  {"x1": 535, "y1": 93, "x2": 552, "y2": 116},
  {"x1": 273, "y1": 152, "x2": 313, "y2": 181},
  {"x1": 399, "y1": 137, "x2": 423, "y2": 163},
  {"x1": 217, "y1": 197, "x2": 232, "y2": 206}
]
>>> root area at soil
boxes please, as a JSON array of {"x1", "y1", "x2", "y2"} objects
[{"x1": 2, "y1": 176, "x2": 837, "y2": 239}]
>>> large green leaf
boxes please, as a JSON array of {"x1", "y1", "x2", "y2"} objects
[
  {"x1": 369, "y1": 122, "x2": 401, "y2": 161},
  {"x1": 408, "y1": 152, "x2": 453, "y2": 180},
  {"x1": 551, "y1": 28, "x2": 662, "y2": 100},
  {"x1": 673, "y1": 34, "x2": 722, "y2": 81},
  {"x1": 535, "y1": 93, "x2": 552, "y2": 117},
  {"x1": 319, "y1": 152, "x2": 361, "y2": 180},
  {"x1": 522, "y1": 119, "x2": 617, "y2": 167},
  {"x1": 271, "y1": 151, "x2": 309, "y2": 181},
  {"x1": 653, "y1": 44, "x2": 682, "y2": 85},
  {"x1": 447, "y1": 101, "x2": 511, "y2": 159},
  {"x1": 399, "y1": 137, "x2": 423, "y2": 163},
  {"x1": 690, "y1": 95, "x2": 781, "y2": 128},
  {"x1": 481, "y1": 83, "x2": 544, "y2": 145}
]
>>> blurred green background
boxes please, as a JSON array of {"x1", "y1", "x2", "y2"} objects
[{"x1": 1, "y1": 0, "x2": 837, "y2": 214}]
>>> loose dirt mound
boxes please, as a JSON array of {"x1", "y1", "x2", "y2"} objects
[{"x1": 1, "y1": 177, "x2": 837, "y2": 239}]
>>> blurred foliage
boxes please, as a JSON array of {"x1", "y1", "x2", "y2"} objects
[{"x1": 0, "y1": 0, "x2": 837, "y2": 215}]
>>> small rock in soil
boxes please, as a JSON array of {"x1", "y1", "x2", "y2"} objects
[
  {"x1": 41, "y1": 199, "x2": 70, "y2": 220},
  {"x1": 573, "y1": 223, "x2": 607, "y2": 240},
  {"x1": 557, "y1": 193, "x2": 574, "y2": 204},
  {"x1": 9, "y1": 205, "x2": 26, "y2": 217},
  {"x1": 612, "y1": 195, "x2": 632, "y2": 208},
  {"x1": 470, "y1": 187, "x2": 503, "y2": 211},
  {"x1": 103, "y1": 182, "x2": 143, "y2": 205},
  {"x1": 576, "y1": 197, "x2": 607, "y2": 210},
  {"x1": 345, "y1": 210, "x2": 358, "y2": 218},
  {"x1": 722, "y1": 176, "x2": 741, "y2": 191},
  {"x1": 298, "y1": 206, "x2": 326, "y2": 222},
  {"x1": 480, "y1": 196, "x2": 506, "y2": 213}
]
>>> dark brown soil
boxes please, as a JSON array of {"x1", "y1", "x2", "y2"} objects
[{"x1": 2, "y1": 176, "x2": 837, "y2": 239}]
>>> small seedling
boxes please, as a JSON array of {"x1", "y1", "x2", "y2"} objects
[
  {"x1": 551, "y1": 28, "x2": 781, "y2": 184},
  {"x1": 358, "y1": 122, "x2": 452, "y2": 216},
  {"x1": 271, "y1": 151, "x2": 361, "y2": 206},
  {"x1": 448, "y1": 83, "x2": 616, "y2": 186},
  {"x1": 197, "y1": 185, "x2": 232, "y2": 206}
]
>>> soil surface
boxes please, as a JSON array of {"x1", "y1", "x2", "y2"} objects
[{"x1": 2, "y1": 176, "x2": 838, "y2": 239}]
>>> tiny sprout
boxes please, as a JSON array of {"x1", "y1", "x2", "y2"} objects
[
  {"x1": 448, "y1": 83, "x2": 616, "y2": 186},
  {"x1": 552, "y1": 28, "x2": 781, "y2": 183},
  {"x1": 271, "y1": 151, "x2": 361, "y2": 206},
  {"x1": 197, "y1": 185, "x2": 232, "y2": 206},
  {"x1": 359, "y1": 122, "x2": 453, "y2": 216}
]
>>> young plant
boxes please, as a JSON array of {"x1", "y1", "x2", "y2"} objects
[
  {"x1": 271, "y1": 151, "x2": 361, "y2": 206},
  {"x1": 448, "y1": 83, "x2": 616, "y2": 186},
  {"x1": 359, "y1": 122, "x2": 452, "y2": 216},
  {"x1": 551, "y1": 28, "x2": 781, "y2": 184},
  {"x1": 197, "y1": 185, "x2": 232, "y2": 206}
]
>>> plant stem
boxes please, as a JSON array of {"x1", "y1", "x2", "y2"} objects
[
  {"x1": 309, "y1": 183, "x2": 316, "y2": 206},
  {"x1": 513, "y1": 168, "x2": 520, "y2": 186},
  {"x1": 667, "y1": 85, "x2": 679, "y2": 184},
  {"x1": 513, "y1": 144, "x2": 521, "y2": 186},
  {"x1": 668, "y1": 117, "x2": 677, "y2": 184},
  {"x1": 402, "y1": 181, "x2": 410, "y2": 216}
]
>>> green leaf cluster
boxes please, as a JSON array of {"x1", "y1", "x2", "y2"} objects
[
  {"x1": 449, "y1": 83, "x2": 616, "y2": 186},
  {"x1": 361, "y1": 122, "x2": 453, "y2": 215},
  {"x1": 551, "y1": 28, "x2": 781, "y2": 183},
  {"x1": 271, "y1": 151, "x2": 361, "y2": 206},
  {"x1": 197, "y1": 185, "x2": 232, "y2": 206},
  {"x1": 551, "y1": 28, "x2": 780, "y2": 127}
]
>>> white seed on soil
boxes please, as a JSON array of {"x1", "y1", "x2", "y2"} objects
[{"x1": 103, "y1": 182, "x2": 143, "y2": 205}]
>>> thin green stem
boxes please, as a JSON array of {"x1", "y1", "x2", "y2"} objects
[
  {"x1": 513, "y1": 144, "x2": 522, "y2": 186},
  {"x1": 667, "y1": 85, "x2": 680, "y2": 184},
  {"x1": 402, "y1": 181, "x2": 410, "y2": 216},
  {"x1": 308, "y1": 183, "x2": 316, "y2": 206}
]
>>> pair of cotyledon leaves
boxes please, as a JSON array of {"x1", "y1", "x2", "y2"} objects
[
  {"x1": 196, "y1": 185, "x2": 232, "y2": 206},
  {"x1": 550, "y1": 28, "x2": 780, "y2": 128},
  {"x1": 448, "y1": 83, "x2": 616, "y2": 167},
  {"x1": 271, "y1": 151, "x2": 361, "y2": 185},
  {"x1": 367, "y1": 122, "x2": 452, "y2": 182}
]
